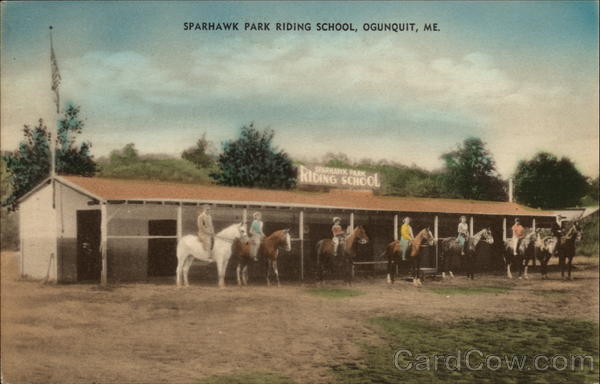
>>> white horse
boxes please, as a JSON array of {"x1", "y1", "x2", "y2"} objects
[{"x1": 176, "y1": 222, "x2": 247, "y2": 288}]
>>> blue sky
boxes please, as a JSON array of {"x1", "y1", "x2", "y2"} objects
[{"x1": 1, "y1": 1, "x2": 598, "y2": 177}]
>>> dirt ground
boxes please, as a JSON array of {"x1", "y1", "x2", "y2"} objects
[{"x1": 1, "y1": 251, "x2": 598, "y2": 384}]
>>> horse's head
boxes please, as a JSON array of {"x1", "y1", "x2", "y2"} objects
[
  {"x1": 573, "y1": 222, "x2": 583, "y2": 241},
  {"x1": 482, "y1": 227, "x2": 494, "y2": 245},
  {"x1": 238, "y1": 222, "x2": 248, "y2": 241},
  {"x1": 280, "y1": 229, "x2": 292, "y2": 252},
  {"x1": 354, "y1": 225, "x2": 369, "y2": 245},
  {"x1": 421, "y1": 227, "x2": 435, "y2": 246}
]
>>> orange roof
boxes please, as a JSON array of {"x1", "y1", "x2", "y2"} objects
[{"x1": 58, "y1": 175, "x2": 554, "y2": 217}]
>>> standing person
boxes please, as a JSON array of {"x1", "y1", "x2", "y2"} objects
[
  {"x1": 511, "y1": 218, "x2": 525, "y2": 256},
  {"x1": 331, "y1": 217, "x2": 345, "y2": 256},
  {"x1": 399, "y1": 217, "x2": 414, "y2": 261},
  {"x1": 250, "y1": 211, "x2": 265, "y2": 259},
  {"x1": 197, "y1": 204, "x2": 215, "y2": 260},
  {"x1": 457, "y1": 216, "x2": 469, "y2": 256}
]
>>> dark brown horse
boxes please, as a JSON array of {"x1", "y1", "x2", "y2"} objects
[
  {"x1": 557, "y1": 222, "x2": 583, "y2": 280},
  {"x1": 439, "y1": 228, "x2": 494, "y2": 280},
  {"x1": 315, "y1": 225, "x2": 369, "y2": 285},
  {"x1": 231, "y1": 229, "x2": 291, "y2": 287},
  {"x1": 385, "y1": 228, "x2": 435, "y2": 286}
]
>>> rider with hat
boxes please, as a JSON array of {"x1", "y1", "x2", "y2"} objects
[
  {"x1": 457, "y1": 215, "x2": 469, "y2": 256},
  {"x1": 249, "y1": 211, "x2": 265, "y2": 259},
  {"x1": 399, "y1": 217, "x2": 414, "y2": 261},
  {"x1": 511, "y1": 218, "x2": 525, "y2": 256},
  {"x1": 332, "y1": 217, "x2": 345, "y2": 256},
  {"x1": 197, "y1": 204, "x2": 215, "y2": 260}
]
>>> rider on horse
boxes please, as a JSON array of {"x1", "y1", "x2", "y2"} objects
[
  {"x1": 511, "y1": 218, "x2": 525, "y2": 256},
  {"x1": 551, "y1": 215, "x2": 566, "y2": 238},
  {"x1": 332, "y1": 217, "x2": 345, "y2": 256},
  {"x1": 249, "y1": 211, "x2": 265, "y2": 259},
  {"x1": 197, "y1": 204, "x2": 215, "y2": 261},
  {"x1": 457, "y1": 215, "x2": 469, "y2": 256},
  {"x1": 399, "y1": 216, "x2": 414, "y2": 261}
]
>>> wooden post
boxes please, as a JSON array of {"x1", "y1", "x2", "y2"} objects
[
  {"x1": 434, "y1": 215, "x2": 439, "y2": 271},
  {"x1": 100, "y1": 202, "x2": 108, "y2": 286},
  {"x1": 177, "y1": 203, "x2": 183, "y2": 240},
  {"x1": 532, "y1": 218, "x2": 536, "y2": 231},
  {"x1": 394, "y1": 214, "x2": 399, "y2": 241},
  {"x1": 299, "y1": 211, "x2": 304, "y2": 281},
  {"x1": 470, "y1": 216, "x2": 474, "y2": 237},
  {"x1": 349, "y1": 212, "x2": 355, "y2": 231},
  {"x1": 502, "y1": 217, "x2": 507, "y2": 242},
  {"x1": 242, "y1": 208, "x2": 248, "y2": 224}
]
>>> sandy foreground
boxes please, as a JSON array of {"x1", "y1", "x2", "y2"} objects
[{"x1": 1, "y1": 251, "x2": 598, "y2": 383}]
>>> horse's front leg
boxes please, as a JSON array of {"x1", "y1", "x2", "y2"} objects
[
  {"x1": 386, "y1": 253, "x2": 394, "y2": 284},
  {"x1": 266, "y1": 259, "x2": 272, "y2": 287},
  {"x1": 242, "y1": 264, "x2": 249, "y2": 286},
  {"x1": 506, "y1": 256, "x2": 513, "y2": 279},
  {"x1": 236, "y1": 263, "x2": 242, "y2": 286},
  {"x1": 559, "y1": 253, "x2": 566, "y2": 279},
  {"x1": 183, "y1": 256, "x2": 193, "y2": 287},
  {"x1": 176, "y1": 257, "x2": 183, "y2": 287},
  {"x1": 273, "y1": 260, "x2": 280, "y2": 287},
  {"x1": 523, "y1": 256, "x2": 529, "y2": 280},
  {"x1": 567, "y1": 255, "x2": 574, "y2": 280},
  {"x1": 216, "y1": 256, "x2": 226, "y2": 288}
]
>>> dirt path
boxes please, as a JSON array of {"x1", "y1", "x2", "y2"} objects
[{"x1": 1, "y1": 251, "x2": 598, "y2": 383}]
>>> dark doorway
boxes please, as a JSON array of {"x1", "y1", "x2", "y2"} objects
[
  {"x1": 77, "y1": 210, "x2": 101, "y2": 282},
  {"x1": 148, "y1": 220, "x2": 177, "y2": 277}
]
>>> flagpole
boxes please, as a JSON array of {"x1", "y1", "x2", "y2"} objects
[{"x1": 49, "y1": 26, "x2": 58, "y2": 179}]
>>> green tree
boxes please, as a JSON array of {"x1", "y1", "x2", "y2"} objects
[
  {"x1": 1, "y1": 156, "x2": 19, "y2": 249},
  {"x1": 97, "y1": 143, "x2": 212, "y2": 184},
  {"x1": 2, "y1": 105, "x2": 96, "y2": 208},
  {"x1": 181, "y1": 133, "x2": 215, "y2": 169},
  {"x1": 514, "y1": 152, "x2": 588, "y2": 209},
  {"x1": 441, "y1": 137, "x2": 506, "y2": 201},
  {"x1": 581, "y1": 176, "x2": 599, "y2": 206},
  {"x1": 56, "y1": 104, "x2": 96, "y2": 176},
  {"x1": 211, "y1": 123, "x2": 296, "y2": 189}
]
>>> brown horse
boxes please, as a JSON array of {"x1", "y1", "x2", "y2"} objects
[
  {"x1": 231, "y1": 229, "x2": 291, "y2": 287},
  {"x1": 315, "y1": 225, "x2": 369, "y2": 285},
  {"x1": 385, "y1": 228, "x2": 435, "y2": 286}
]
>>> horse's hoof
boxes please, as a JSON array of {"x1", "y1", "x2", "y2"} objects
[
  {"x1": 449, "y1": 272, "x2": 455, "y2": 279},
  {"x1": 386, "y1": 275, "x2": 392, "y2": 284},
  {"x1": 442, "y1": 272, "x2": 446, "y2": 279}
]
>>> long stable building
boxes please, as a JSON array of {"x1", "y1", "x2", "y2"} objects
[{"x1": 18, "y1": 175, "x2": 556, "y2": 284}]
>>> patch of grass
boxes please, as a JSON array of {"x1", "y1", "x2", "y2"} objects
[
  {"x1": 198, "y1": 371, "x2": 297, "y2": 384},
  {"x1": 306, "y1": 288, "x2": 366, "y2": 299},
  {"x1": 429, "y1": 286, "x2": 512, "y2": 295},
  {"x1": 331, "y1": 316, "x2": 599, "y2": 384}
]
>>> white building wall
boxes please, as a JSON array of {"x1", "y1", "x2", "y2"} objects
[{"x1": 19, "y1": 183, "x2": 57, "y2": 280}]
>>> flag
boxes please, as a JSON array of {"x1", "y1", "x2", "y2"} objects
[{"x1": 50, "y1": 29, "x2": 61, "y2": 114}]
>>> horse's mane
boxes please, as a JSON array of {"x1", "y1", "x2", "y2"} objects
[{"x1": 217, "y1": 222, "x2": 243, "y2": 236}]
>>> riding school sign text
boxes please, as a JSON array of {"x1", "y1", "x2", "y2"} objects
[{"x1": 298, "y1": 165, "x2": 381, "y2": 189}]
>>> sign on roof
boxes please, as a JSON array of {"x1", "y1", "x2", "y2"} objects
[{"x1": 298, "y1": 165, "x2": 381, "y2": 189}]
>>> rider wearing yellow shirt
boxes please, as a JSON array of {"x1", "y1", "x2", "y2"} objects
[{"x1": 399, "y1": 217, "x2": 414, "y2": 261}]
